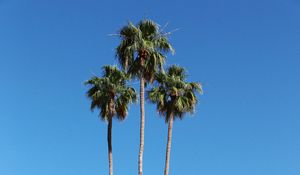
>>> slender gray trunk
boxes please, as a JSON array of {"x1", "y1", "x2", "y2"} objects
[
  {"x1": 108, "y1": 98, "x2": 114, "y2": 175},
  {"x1": 164, "y1": 114, "x2": 174, "y2": 175},
  {"x1": 138, "y1": 76, "x2": 145, "y2": 175},
  {"x1": 108, "y1": 117, "x2": 113, "y2": 175}
]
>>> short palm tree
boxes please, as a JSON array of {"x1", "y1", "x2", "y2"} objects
[
  {"x1": 147, "y1": 65, "x2": 202, "y2": 175},
  {"x1": 85, "y1": 66, "x2": 137, "y2": 175},
  {"x1": 116, "y1": 19, "x2": 174, "y2": 175}
]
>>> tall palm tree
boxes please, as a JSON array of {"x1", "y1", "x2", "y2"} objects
[
  {"x1": 85, "y1": 66, "x2": 137, "y2": 175},
  {"x1": 147, "y1": 65, "x2": 202, "y2": 175},
  {"x1": 116, "y1": 19, "x2": 174, "y2": 175}
]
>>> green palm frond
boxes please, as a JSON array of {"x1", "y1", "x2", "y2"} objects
[
  {"x1": 120, "y1": 22, "x2": 141, "y2": 40},
  {"x1": 187, "y1": 82, "x2": 203, "y2": 94},
  {"x1": 115, "y1": 87, "x2": 137, "y2": 120},
  {"x1": 138, "y1": 19, "x2": 159, "y2": 40},
  {"x1": 168, "y1": 65, "x2": 186, "y2": 80}
]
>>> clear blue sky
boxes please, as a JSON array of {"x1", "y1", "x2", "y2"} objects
[{"x1": 1, "y1": 0, "x2": 300, "y2": 174}]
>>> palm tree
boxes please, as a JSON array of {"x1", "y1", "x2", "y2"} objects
[
  {"x1": 116, "y1": 19, "x2": 174, "y2": 175},
  {"x1": 147, "y1": 65, "x2": 202, "y2": 175},
  {"x1": 85, "y1": 66, "x2": 137, "y2": 175}
]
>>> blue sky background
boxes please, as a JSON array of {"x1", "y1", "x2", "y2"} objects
[{"x1": 1, "y1": 0, "x2": 300, "y2": 174}]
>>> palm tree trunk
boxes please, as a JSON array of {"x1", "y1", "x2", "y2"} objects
[
  {"x1": 108, "y1": 117, "x2": 113, "y2": 175},
  {"x1": 138, "y1": 75, "x2": 145, "y2": 175},
  {"x1": 164, "y1": 114, "x2": 174, "y2": 175}
]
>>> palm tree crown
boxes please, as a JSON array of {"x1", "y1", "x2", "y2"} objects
[
  {"x1": 148, "y1": 65, "x2": 202, "y2": 122},
  {"x1": 116, "y1": 19, "x2": 174, "y2": 82},
  {"x1": 85, "y1": 65, "x2": 137, "y2": 121}
]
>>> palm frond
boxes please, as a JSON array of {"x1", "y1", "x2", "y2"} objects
[{"x1": 168, "y1": 65, "x2": 186, "y2": 80}]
